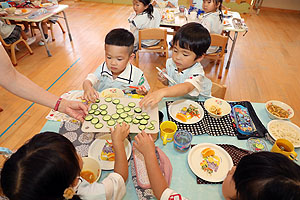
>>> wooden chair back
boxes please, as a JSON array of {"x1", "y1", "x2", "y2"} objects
[
  {"x1": 211, "y1": 82, "x2": 227, "y2": 99},
  {"x1": 136, "y1": 28, "x2": 168, "y2": 67}
]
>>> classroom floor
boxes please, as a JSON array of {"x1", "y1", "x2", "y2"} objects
[{"x1": 0, "y1": 1, "x2": 300, "y2": 164}]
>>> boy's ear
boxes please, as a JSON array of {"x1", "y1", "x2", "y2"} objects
[
  {"x1": 195, "y1": 55, "x2": 204, "y2": 63},
  {"x1": 129, "y1": 53, "x2": 135, "y2": 62}
]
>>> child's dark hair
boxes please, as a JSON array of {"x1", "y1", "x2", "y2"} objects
[
  {"x1": 233, "y1": 152, "x2": 300, "y2": 200},
  {"x1": 0, "y1": 132, "x2": 82, "y2": 200},
  {"x1": 172, "y1": 22, "x2": 211, "y2": 58},
  {"x1": 105, "y1": 28, "x2": 134, "y2": 54},
  {"x1": 138, "y1": 0, "x2": 154, "y2": 20},
  {"x1": 203, "y1": 0, "x2": 223, "y2": 22}
]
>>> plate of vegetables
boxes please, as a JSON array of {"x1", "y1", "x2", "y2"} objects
[{"x1": 168, "y1": 99, "x2": 204, "y2": 124}]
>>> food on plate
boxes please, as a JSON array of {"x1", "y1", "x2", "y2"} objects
[
  {"x1": 200, "y1": 148, "x2": 221, "y2": 175},
  {"x1": 267, "y1": 104, "x2": 289, "y2": 118},
  {"x1": 176, "y1": 104, "x2": 200, "y2": 122},
  {"x1": 100, "y1": 140, "x2": 115, "y2": 161},
  {"x1": 80, "y1": 170, "x2": 96, "y2": 184},
  {"x1": 21, "y1": 9, "x2": 27, "y2": 13},
  {"x1": 269, "y1": 121, "x2": 300, "y2": 146},
  {"x1": 209, "y1": 105, "x2": 222, "y2": 115}
]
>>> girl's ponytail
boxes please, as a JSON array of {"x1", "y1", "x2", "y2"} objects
[
  {"x1": 145, "y1": 3, "x2": 154, "y2": 20},
  {"x1": 217, "y1": 0, "x2": 223, "y2": 22}
]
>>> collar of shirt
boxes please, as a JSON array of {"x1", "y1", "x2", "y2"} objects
[
  {"x1": 174, "y1": 62, "x2": 198, "y2": 74},
  {"x1": 100, "y1": 62, "x2": 134, "y2": 84}
]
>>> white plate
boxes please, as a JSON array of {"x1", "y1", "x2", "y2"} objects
[
  {"x1": 88, "y1": 134, "x2": 132, "y2": 170},
  {"x1": 100, "y1": 88, "x2": 124, "y2": 98},
  {"x1": 168, "y1": 99, "x2": 204, "y2": 124},
  {"x1": 14, "y1": 9, "x2": 32, "y2": 16},
  {"x1": 188, "y1": 143, "x2": 233, "y2": 182},
  {"x1": 267, "y1": 120, "x2": 300, "y2": 148}
]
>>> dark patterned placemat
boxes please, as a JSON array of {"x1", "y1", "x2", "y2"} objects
[
  {"x1": 166, "y1": 101, "x2": 236, "y2": 136},
  {"x1": 191, "y1": 144, "x2": 251, "y2": 184}
]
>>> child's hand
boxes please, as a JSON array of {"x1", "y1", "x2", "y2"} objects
[
  {"x1": 139, "y1": 90, "x2": 164, "y2": 109},
  {"x1": 157, "y1": 69, "x2": 168, "y2": 86},
  {"x1": 133, "y1": 131, "x2": 156, "y2": 157},
  {"x1": 83, "y1": 86, "x2": 98, "y2": 102},
  {"x1": 136, "y1": 85, "x2": 148, "y2": 95},
  {"x1": 110, "y1": 123, "x2": 130, "y2": 145}
]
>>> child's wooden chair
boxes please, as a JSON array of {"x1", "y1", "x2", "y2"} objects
[
  {"x1": 30, "y1": 20, "x2": 65, "y2": 41},
  {"x1": 0, "y1": 35, "x2": 33, "y2": 66},
  {"x1": 211, "y1": 82, "x2": 227, "y2": 99},
  {"x1": 205, "y1": 34, "x2": 229, "y2": 79},
  {"x1": 136, "y1": 28, "x2": 168, "y2": 67}
]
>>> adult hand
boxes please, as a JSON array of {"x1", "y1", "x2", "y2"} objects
[
  {"x1": 58, "y1": 99, "x2": 88, "y2": 122},
  {"x1": 110, "y1": 123, "x2": 130, "y2": 145},
  {"x1": 133, "y1": 131, "x2": 156, "y2": 157},
  {"x1": 139, "y1": 90, "x2": 164, "y2": 109}
]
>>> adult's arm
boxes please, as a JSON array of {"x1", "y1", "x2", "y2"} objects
[{"x1": 0, "y1": 44, "x2": 87, "y2": 121}]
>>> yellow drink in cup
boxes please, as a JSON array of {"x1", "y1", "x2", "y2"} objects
[{"x1": 160, "y1": 121, "x2": 177, "y2": 145}]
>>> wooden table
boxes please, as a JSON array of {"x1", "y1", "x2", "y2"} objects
[{"x1": 0, "y1": 5, "x2": 72, "y2": 57}]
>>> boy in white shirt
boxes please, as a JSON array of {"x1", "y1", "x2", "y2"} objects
[
  {"x1": 140, "y1": 22, "x2": 212, "y2": 108},
  {"x1": 83, "y1": 28, "x2": 150, "y2": 102}
]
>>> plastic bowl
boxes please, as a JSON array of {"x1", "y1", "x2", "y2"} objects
[
  {"x1": 265, "y1": 100, "x2": 294, "y2": 120},
  {"x1": 204, "y1": 98, "x2": 231, "y2": 119},
  {"x1": 81, "y1": 157, "x2": 101, "y2": 183},
  {"x1": 5, "y1": 7, "x2": 16, "y2": 14}
]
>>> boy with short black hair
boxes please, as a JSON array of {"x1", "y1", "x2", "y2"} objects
[
  {"x1": 83, "y1": 28, "x2": 150, "y2": 102},
  {"x1": 140, "y1": 22, "x2": 212, "y2": 108}
]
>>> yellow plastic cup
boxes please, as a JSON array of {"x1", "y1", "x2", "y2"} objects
[
  {"x1": 160, "y1": 121, "x2": 177, "y2": 145},
  {"x1": 271, "y1": 139, "x2": 297, "y2": 160}
]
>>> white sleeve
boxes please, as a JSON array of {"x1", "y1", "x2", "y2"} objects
[
  {"x1": 86, "y1": 73, "x2": 99, "y2": 86},
  {"x1": 185, "y1": 75, "x2": 212, "y2": 97},
  {"x1": 133, "y1": 14, "x2": 148, "y2": 29},
  {"x1": 161, "y1": 188, "x2": 188, "y2": 200},
  {"x1": 200, "y1": 17, "x2": 212, "y2": 33},
  {"x1": 102, "y1": 173, "x2": 126, "y2": 200}
]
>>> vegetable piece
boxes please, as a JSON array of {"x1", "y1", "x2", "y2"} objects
[
  {"x1": 150, "y1": 120, "x2": 157, "y2": 125},
  {"x1": 99, "y1": 104, "x2": 108, "y2": 110},
  {"x1": 116, "y1": 104, "x2": 124, "y2": 109},
  {"x1": 136, "y1": 115, "x2": 143, "y2": 120},
  {"x1": 107, "y1": 120, "x2": 116, "y2": 126},
  {"x1": 128, "y1": 102, "x2": 136, "y2": 108},
  {"x1": 120, "y1": 113, "x2": 128, "y2": 119},
  {"x1": 85, "y1": 115, "x2": 93, "y2": 121},
  {"x1": 147, "y1": 125, "x2": 155, "y2": 130},
  {"x1": 112, "y1": 99, "x2": 120, "y2": 105},
  {"x1": 100, "y1": 110, "x2": 108, "y2": 116},
  {"x1": 103, "y1": 115, "x2": 111, "y2": 121},
  {"x1": 95, "y1": 99, "x2": 100, "y2": 103},
  {"x1": 143, "y1": 115, "x2": 150, "y2": 120},
  {"x1": 91, "y1": 118, "x2": 99, "y2": 124},
  {"x1": 138, "y1": 125, "x2": 146, "y2": 130},
  {"x1": 128, "y1": 111, "x2": 134, "y2": 116},
  {"x1": 141, "y1": 112, "x2": 148, "y2": 116},
  {"x1": 124, "y1": 106, "x2": 131, "y2": 112},
  {"x1": 117, "y1": 118, "x2": 124, "y2": 124},
  {"x1": 88, "y1": 110, "x2": 95, "y2": 114},
  {"x1": 94, "y1": 123, "x2": 103, "y2": 129},
  {"x1": 132, "y1": 118, "x2": 139, "y2": 124},
  {"x1": 94, "y1": 110, "x2": 101, "y2": 116},
  {"x1": 140, "y1": 119, "x2": 148, "y2": 125},
  {"x1": 105, "y1": 97, "x2": 112, "y2": 102},
  {"x1": 112, "y1": 113, "x2": 119, "y2": 120},
  {"x1": 124, "y1": 117, "x2": 132, "y2": 123},
  {"x1": 134, "y1": 107, "x2": 142, "y2": 113},
  {"x1": 117, "y1": 109, "x2": 125, "y2": 114},
  {"x1": 91, "y1": 104, "x2": 98, "y2": 110}
]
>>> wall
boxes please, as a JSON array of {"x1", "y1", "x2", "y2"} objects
[{"x1": 262, "y1": 0, "x2": 300, "y2": 11}]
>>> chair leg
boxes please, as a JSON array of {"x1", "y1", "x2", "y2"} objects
[
  {"x1": 218, "y1": 58, "x2": 224, "y2": 79},
  {"x1": 49, "y1": 23, "x2": 55, "y2": 41},
  {"x1": 10, "y1": 43, "x2": 17, "y2": 66},
  {"x1": 21, "y1": 39, "x2": 33, "y2": 55},
  {"x1": 136, "y1": 51, "x2": 139, "y2": 68},
  {"x1": 57, "y1": 21, "x2": 65, "y2": 33},
  {"x1": 0, "y1": 107, "x2": 3, "y2": 112}
]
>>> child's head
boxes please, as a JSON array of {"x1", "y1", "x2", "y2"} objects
[
  {"x1": 1, "y1": 132, "x2": 82, "y2": 200},
  {"x1": 104, "y1": 28, "x2": 135, "y2": 76},
  {"x1": 222, "y1": 152, "x2": 300, "y2": 200},
  {"x1": 133, "y1": 0, "x2": 154, "y2": 19},
  {"x1": 202, "y1": 0, "x2": 222, "y2": 13},
  {"x1": 172, "y1": 22, "x2": 211, "y2": 72}
]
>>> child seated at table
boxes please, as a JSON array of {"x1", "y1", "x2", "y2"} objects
[
  {"x1": 133, "y1": 132, "x2": 300, "y2": 200},
  {"x1": 1, "y1": 123, "x2": 130, "y2": 200},
  {"x1": 152, "y1": 0, "x2": 178, "y2": 8},
  {"x1": 129, "y1": 0, "x2": 162, "y2": 50},
  {"x1": 82, "y1": 28, "x2": 150, "y2": 102},
  {"x1": 140, "y1": 22, "x2": 212, "y2": 108},
  {"x1": 189, "y1": 0, "x2": 203, "y2": 10},
  {"x1": 200, "y1": 0, "x2": 223, "y2": 53}
]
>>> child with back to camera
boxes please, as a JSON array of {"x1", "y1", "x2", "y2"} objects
[
  {"x1": 129, "y1": 0, "x2": 162, "y2": 50},
  {"x1": 82, "y1": 28, "x2": 150, "y2": 102},
  {"x1": 140, "y1": 22, "x2": 212, "y2": 108},
  {"x1": 1, "y1": 123, "x2": 130, "y2": 200},
  {"x1": 133, "y1": 132, "x2": 300, "y2": 200}
]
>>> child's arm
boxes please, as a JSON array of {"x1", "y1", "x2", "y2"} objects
[
  {"x1": 158, "y1": 69, "x2": 168, "y2": 86},
  {"x1": 133, "y1": 132, "x2": 168, "y2": 199},
  {"x1": 140, "y1": 82, "x2": 195, "y2": 108},
  {"x1": 110, "y1": 123, "x2": 130, "y2": 182},
  {"x1": 167, "y1": 1, "x2": 176, "y2": 8},
  {"x1": 82, "y1": 79, "x2": 99, "y2": 102}
]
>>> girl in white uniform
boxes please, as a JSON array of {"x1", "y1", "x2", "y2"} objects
[
  {"x1": 1, "y1": 124, "x2": 130, "y2": 200},
  {"x1": 129, "y1": 0, "x2": 162, "y2": 49}
]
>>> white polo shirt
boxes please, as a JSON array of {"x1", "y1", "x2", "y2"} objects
[
  {"x1": 166, "y1": 58, "x2": 212, "y2": 98},
  {"x1": 86, "y1": 62, "x2": 150, "y2": 93},
  {"x1": 190, "y1": 0, "x2": 203, "y2": 9}
]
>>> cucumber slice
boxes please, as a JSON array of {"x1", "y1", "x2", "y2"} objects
[
  {"x1": 107, "y1": 120, "x2": 115, "y2": 126},
  {"x1": 112, "y1": 99, "x2": 120, "y2": 105},
  {"x1": 147, "y1": 125, "x2": 155, "y2": 130},
  {"x1": 103, "y1": 115, "x2": 111, "y2": 121},
  {"x1": 85, "y1": 114, "x2": 93, "y2": 121},
  {"x1": 112, "y1": 113, "x2": 119, "y2": 120},
  {"x1": 143, "y1": 115, "x2": 150, "y2": 120},
  {"x1": 94, "y1": 123, "x2": 103, "y2": 129},
  {"x1": 140, "y1": 119, "x2": 148, "y2": 125},
  {"x1": 95, "y1": 99, "x2": 100, "y2": 103},
  {"x1": 128, "y1": 111, "x2": 134, "y2": 116},
  {"x1": 100, "y1": 110, "x2": 108, "y2": 116},
  {"x1": 132, "y1": 118, "x2": 140, "y2": 124},
  {"x1": 128, "y1": 102, "x2": 136, "y2": 108},
  {"x1": 141, "y1": 112, "x2": 147, "y2": 116},
  {"x1": 91, "y1": 104, "x2": 98, "y2": 110},
  {"x1": 117, "y1": 118, "x2": 124, "y2": 124},
  {"x1": 116, "y1": 104, "x2": 124, "y2": 109},
  {"x1": 88, "y1": 109, "x2": 95, "y2": 114},
  {"x1": 138, "y1": 125, "x2": 146, "y2": 130},
  {"x1": 91, "y1": 117, "x2": 99, "y2": 124},
  {"x1": 134, "y1": 107, "x2": 142, "y2": 113},
  {"x1": 150, "y1": 120, "x2": 157, "y2": 125},
  {"x1": 120, "y1": 113, "x2": 128, "y2": 119},
  {"x1": 136, "y1": 115, "x2": 143, "y2": 120},
  {"x1": 124, "y1": 117, "x2": 132, "y2": 123},
  {"x1": 99, "y1": 104, "x2": 108, "y2": 110},
  {"x1": 94, "y1": 110, "x2": 101, "y2": 116},
  {"x1": 124, "y1": 106, "x2": 131, "y2": 112},
  {"x1": 116, "y1": 109, "x2": 125, "y2": 114},
  {"x1": 105, "y1": 97, "x2": 112, "y2": 102}
]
